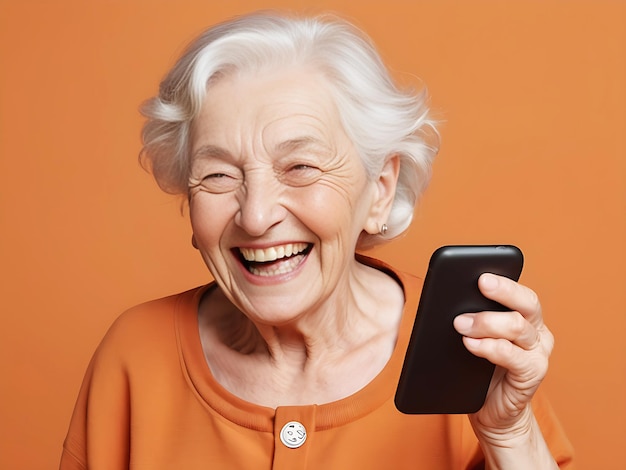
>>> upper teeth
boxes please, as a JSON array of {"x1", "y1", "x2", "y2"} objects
[{"x1": 239, "y1": 243, "x2": 309, "y2": 262}]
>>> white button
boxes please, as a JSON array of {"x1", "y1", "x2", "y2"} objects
[{"x1": 279, "y1": 421, "x2": 307, "y2": 449}]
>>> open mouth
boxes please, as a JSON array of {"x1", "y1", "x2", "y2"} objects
[{"x1": 236, "y1": 242, "x2": 312, "y2": 277}]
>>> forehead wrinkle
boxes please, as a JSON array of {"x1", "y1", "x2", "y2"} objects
[{"x1": 259, "y1": 99, "x2": 337, "y2": 143}]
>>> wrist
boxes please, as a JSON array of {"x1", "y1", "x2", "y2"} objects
[{"x1": 471, "y1": 406, "x2": 558, "y2": 470}]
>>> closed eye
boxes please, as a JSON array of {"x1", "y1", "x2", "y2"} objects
[
  {"x1": 289, "y1": 164, "x2": 315, "y2": 171},
  {"x1": 280, "y1": 163, "x2": 323, "y2": 186},
  {"x1": 189, "y1": 172, "x2": 241, "y2": 194}
]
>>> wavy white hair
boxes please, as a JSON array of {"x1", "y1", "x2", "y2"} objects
[{"x1": 140, "y1": 11, "x2": 439, "y2": 248}]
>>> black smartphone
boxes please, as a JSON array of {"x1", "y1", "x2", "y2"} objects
[{"x1": 395, "y1": 245, "x2": 524, "y2": 414}]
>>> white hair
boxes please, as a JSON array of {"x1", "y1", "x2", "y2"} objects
[{"x1": 140, "y1": 11, "x2": 439, "y2": 248}]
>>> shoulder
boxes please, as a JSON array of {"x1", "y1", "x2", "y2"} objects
[{"x1": 93, "y1": 286, "x2": 208, "y2": 366}]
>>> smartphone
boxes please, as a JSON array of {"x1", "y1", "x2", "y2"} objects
[{"x1": 394, "y1": 245, "x2": 524, "y2": 414}]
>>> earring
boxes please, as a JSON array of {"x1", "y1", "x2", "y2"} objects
[{"x1": 380, "y1": 223, "x2": 388, "y2": 235}]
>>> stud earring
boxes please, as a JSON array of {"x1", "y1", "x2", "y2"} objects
[{"x1": 380, "y1": 223, "x2": 388, "y2": 235}]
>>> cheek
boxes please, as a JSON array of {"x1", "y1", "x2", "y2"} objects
[
  {"x1": 190, "y1": 196, "x2": 236, "y2": 248},
  {"x1": 293, "y1": 178, "x2": 370, "y2": 239},
  {"x1": 297, "y1": 183, "x2": 349, "y2": 215}
]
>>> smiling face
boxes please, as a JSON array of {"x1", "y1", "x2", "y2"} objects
[{"x1": 188, "y1": 66, "x2": 388, "y2": 325}]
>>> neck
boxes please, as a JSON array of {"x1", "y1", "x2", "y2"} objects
[
  {"x1": 219, "y1": 261, "x2": 396, "y2": 363},
  {"x1": 197, "y1": 259, "x2": 405, "y2": 406}
]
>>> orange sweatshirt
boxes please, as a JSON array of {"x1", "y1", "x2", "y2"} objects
[{"x1": 60, "y1": 258, "x2": 573, "y2": 469}]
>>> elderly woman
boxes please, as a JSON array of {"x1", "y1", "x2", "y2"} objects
[{"x1": 60, "y1": 12, "x2": 573, "y2": 469}]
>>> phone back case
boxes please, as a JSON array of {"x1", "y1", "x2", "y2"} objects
[{"x1": 395, "y1": 245, "x2": 524, "y2": 414}]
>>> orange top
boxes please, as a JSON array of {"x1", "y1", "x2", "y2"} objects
[{"x1": 60, "y1": 258, "x2": 573, "y2": 469}]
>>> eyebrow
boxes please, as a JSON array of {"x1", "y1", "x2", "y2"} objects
[
  {"x1": 192, "y1": 144, "x2": 231, "y2": 160},
  {"x1": 274, "y1": 136, "x2": 328, "y2": 155}
]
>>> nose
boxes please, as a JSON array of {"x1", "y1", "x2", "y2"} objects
[{"x1": 234, "y1": 174, "x2": 287, "y2": 237}]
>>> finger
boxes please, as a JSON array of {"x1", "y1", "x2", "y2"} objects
[
  {"x1": 461, "y1": 336, "x2": 550, "y2": 385},
  {"x1": 453, "y1": 311, "x2": 541, "y2": 350},
  {"x1": 478, "y1": 273, "x2": 543, "y2": 328}
]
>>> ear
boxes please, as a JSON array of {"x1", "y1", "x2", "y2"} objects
[{"x1": 363, "y1": 154, "x2": 400, "y2": 235}]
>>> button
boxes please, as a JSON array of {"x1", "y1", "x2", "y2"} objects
[{"x1": 279, "y1": 421, "x2": 307, "y2": 448}]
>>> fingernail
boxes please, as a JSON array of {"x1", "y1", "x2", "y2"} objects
[{"x1": 454, "y1": 314, "x2": 474, "y2": 333}]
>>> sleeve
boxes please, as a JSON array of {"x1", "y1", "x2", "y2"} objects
[
  {"x1": 60, "y1": 317, "x2": 132, "y2": 470},
  {"x1": 59, "y1": 447, "x2": 86, "y2": 470},
  {"x1": 461, "y1": 390, "x2": 575, "y2": 470},
  {"x1": 533, "y1": 390, "x2": 575, "y2": 469}
]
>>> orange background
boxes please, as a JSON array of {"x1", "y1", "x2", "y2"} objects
[{"x1": 1, "y1": 1, "x2": 624, "y2": 468}]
